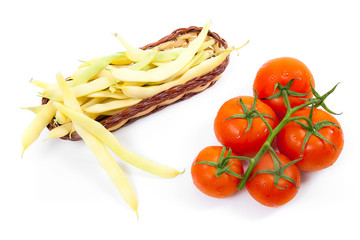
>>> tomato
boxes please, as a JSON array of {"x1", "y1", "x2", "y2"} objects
[
  {"x1": 246, "y1": 152, "x2": 300, "y2": 207},
  {"x1": 214, "y1": 96, "x2": 278, "y2": 157},
  {"x1": 277, "y1": 108, "x2": 344, "y2": 171},
  {"x1": 191, "y1": 146, "x2": 244, "y2": 198},
  {"x1": 253, "y1": 57, "x2": 315, "y2": 119}
]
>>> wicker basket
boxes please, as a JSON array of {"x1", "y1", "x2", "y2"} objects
[{"x1": 43, "y1": 26, "x2": 230, "y2": 141}]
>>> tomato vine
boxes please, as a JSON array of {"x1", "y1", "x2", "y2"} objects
[
  {"x1": 194, "y1": 79, "x2": 342, "y2": 193},
  {"x1": 235, "y1": 79, "x2": 342, "y2": 190}
]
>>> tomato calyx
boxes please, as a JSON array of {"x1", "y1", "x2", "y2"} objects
[
  {"x1": 249, "y1": 149, "x2": 301, "y2": 190},
  {"x1": 193, "y1": 146, "x2": 246, "y2": 179},
  {"x1": 289, "y1": 106, "x2": 341, "y2": 156},
  {"x1": 225, "y1": 90, "x2": 276, "y2": 133},
  {"x1": 262, "y1": 78, "x2": 311, "y2": 101},
  {"x1": 309, "y1": 82, "x2": 342, "y2": 115}
]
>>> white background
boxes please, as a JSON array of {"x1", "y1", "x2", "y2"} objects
[{"x1": 1, "y1": 0, "x2": 359, "y2": 239}]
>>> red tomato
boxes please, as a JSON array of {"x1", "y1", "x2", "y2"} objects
[
  {"x1": 277, "y1": 108, "x2": 344, "y2": 171},
  {"x1": 191, "y1": 146, "x2": 244, "y2": 198},
  {"x1": 253, "y1": 57, "x2": 315, "y2": 119},
  {"x1": 246, "y1": 152, "x2": 300, "y2": 207},
  {"x1": 214, "y1": 96, "x2": 278, "y2": 157}
]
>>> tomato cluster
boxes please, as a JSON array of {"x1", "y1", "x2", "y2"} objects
[{"x1": 191, "y1": 57, "x2": 344, "y2": 207}]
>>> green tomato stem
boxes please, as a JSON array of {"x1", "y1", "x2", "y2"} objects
[{"x1": 237, "y1": 90, "x2": 323, "y2": 191}]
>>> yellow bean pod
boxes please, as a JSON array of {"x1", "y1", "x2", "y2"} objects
[
  {"x1": 30, "y1": 79, "x2": 51, "y2": 89},
  {"x1": 78, "y1": 52, "x2": 131, "y2": 68},
  {"x1": 52, "y1": 102, "x2": 183, "y2": 178},
  {"x1": 21, "y1": 100, "x2": 56, "y2": 157},
  {"x1": 128, "y1": 48, "x2": 158, "y2": 70},
  {"x1": 75, "y1": 123, "x2": 139, "y2": 217},
  {"x1": 55, "y1": 109, "x2": 70, "y2": 124},
  {"x1": 22, "y1": 105, "x2": 46, "y2": 115},
  {"x1": 120, "y1": 48, "x2": 230, "y2": 99},
  {"x1": 87, "y1": 90, "x2": 129, "y2": 100},
  {"x1": 45, "y1": 122, "x2": 73, "y2": 140},
  {"x1": 114, "y1": 33, "x2": 149, "y2": 62},
  {"x1": 110, "y1": 21, "x2": 211, "y2": 83},
  {"x1": 55, "y1": 72, "x2": 139, "y2": 216},
  {"x1": 46, "y1": 76, "x2": 115, "y2": 102},
  {"x1": 81, "y1": 97, "x2": 106, "y2": 109},
  {"x1": 152, "y1": 48, "x2": 184, "y2": 62},
  {"x1": 70, "y1": 52, "x2": 124, "y2": 87},
  {"x1": 82, "y1": 98, "x2": 142, "y2": 114}
]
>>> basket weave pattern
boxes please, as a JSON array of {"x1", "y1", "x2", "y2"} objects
[{"x1": 44, "y1": 26, "x2": 230, "y2": 141}]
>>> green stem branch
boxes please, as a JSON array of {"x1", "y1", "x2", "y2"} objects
[{"x1": 237, "y1": 90, "x2": 324, "y2": 191}]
